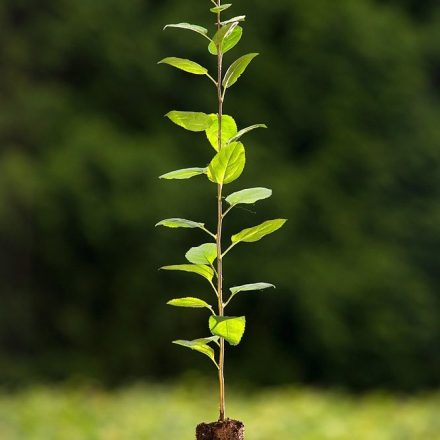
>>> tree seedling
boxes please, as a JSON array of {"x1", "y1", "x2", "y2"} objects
[{"x1": 157, "y1": 0, "x2": 286, "y2": 435}]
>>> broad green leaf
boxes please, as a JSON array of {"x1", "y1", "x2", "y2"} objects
[
  {"x1": 167, "y1": 297, "x2": 212, "y2": 310},
  {"x1": 161, "y1": 264, "x2": 214, "y2": 281},
  {"x1": 159, "y1": 167, "x2": 206, "y2": 180},
  {"x1": 172, "y1": 339, "x2": 216, "y2": 364},
  {"x1": 226, "y1": 187, "x2": 272, "y2": 206},
  {"x1": 228, "y1": 124, "x2": 267, "y2": 144},
  {"x1": 209, "y1": 26, "x2": 242, "y2": 55},
  {"x1": 210, "y1": 4, "x2": 232, "y2": 13},
  {"x1": 185, "y1": 243, "x2": 217, "y2": 265},
  {"x1": 230, "y1": 282, "x2": 275, "y2": 295},
  {"x1": 209, "y1": 315, "x2": 246, "y2": 346},
  {"x1": 223, "y1": 53, "x2": 259, "y2": 89},
  {"x1": 221, "y1": 16, "x2": 246, "y2": 26},
  {"x1": 231, "y1": 219, "x2": 287, "y2": 244},
  {"x1": 158, "y1": 57, "x2": 208, "y2": 75},
  {"x1": 206, "y1": 115, "x2": 238, "y2": 151},
  {"x1": 155, "y1": 218, "x2": 205, "y2": 229},
  {"x1": 164, "y1": 23, "x2": 210, "y2": 40},
  {"x1": 166, "y1": 111, "x2": 213, "y2": 132},
  {"x1": 207, "y1": 142, "x2": 245, "y2": 184}
]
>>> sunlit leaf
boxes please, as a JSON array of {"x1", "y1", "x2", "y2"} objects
[
  {"x1": 159, "y1": 167, "x2": 206, "y2": 180},
  {"x1": 161, "y1": 264, "x2": 214, "y2": 281},
  {"x1": 225, "y1": 187, "x2": 272, "y2": 206},
  {"x1": 208, "y1": 26, "x2": 242, "y2": 55},
  {"x1": 158, "y1": 57, "x2": 208, "y2": 75},
  {"x1": 166, "y1": 111, "x2": 213, "y2": 132},
  {"x1": 221, "y1": 16, "x2": 246, "y2": 26},
  {"x1": 228, "y1": 124, "x2": 267, "y2": 144},
  {"x1": 207, "y1": 142, "x2": 245, "y2": 184},
  {"x1": 229, "y1": 282, "x2": 275, "y2": 296},
  {"x1": 167, "y1": 297, "x2": 212, "y2": 310},
  {"x1": 206, "y1": 115, "x2": 238, "y2": 151},
  {"x1": 209, "y1": 315, "x2": 246, "y2": 346},
  {"x1": 164, "y1": 23, "x2": 210, "y2": 40},
  {"x1": 185, "y1": 243, "x2": 217, "y2": 265},
  {"x1": 231, "y1": 219, "x2": 287, "y2": 244},
  {"x1": 172, "y1": 339, "x2": 217, "y2": 365},
  {"x1": 155, "y1": 218, "x2": 205, "y2": 229},
  {"x1": 210, "y1": 4, "x2": 232, "y2": 13},
  {"x1": 223, "y1": 53, "x2": 259, "y2": 89}
]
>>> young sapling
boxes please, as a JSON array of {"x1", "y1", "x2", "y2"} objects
[{"x1": 157, "y1": 1, "x2": 286, "y2": 438}]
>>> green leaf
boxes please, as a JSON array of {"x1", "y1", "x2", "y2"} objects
[
  {"x1": 212, "y1": 22, "x2": 236, "y2": 47},
  {"x1": 161, "y1": 264, "x2": 214, "y2": 281},
  {"x1": 223, "y1": 53, "x2": 259, "y2": 89},
  {"x1": 209, "y1": 316, "x2": 246, "y2": 346},
  {"x1": 166, "y1": 111, "x2": 213, "y2": 132},
  {"x1": 226, "y1": 187, "x2": 272, "y2": 206},
  {"x1": 228, "y1": 124, "x2": 267, "y2": 144},
  {"x1": 221, "y1": 16, "x2": 246, "y2": 26},
  {"x1": 185, "y1": 243, "x2": 217, "y2": 265},
  {"x1": 167, "y1": 297, "x2": 212, "y2": 310},
  {"x1": 158, "y1": 57, "x2": 208, "y2": 75},
  {"x1": 159, "y1": 167, "x2": 206, "y2": 180},
  {"x1": 206, "y1": 115, "x2": 238, "y2": 151},
  {"x1": 172, "y1": 339, "x2": 217, "y2": 365},
  {"x1": 207, "y1": 142, "x2": 246, "y2": 184},
  {"x1": 164, "y1": 23, "x2": 210, "y2": 40},
  {"x1": 210, "y1": 4, "x2": 232, "y2": 13},
  {"x1": 208, "y1": 26, "x2": 242, "y2": 55},
  {"x1": 230, "y1": 282, "x2": 275, "y2": 295},
  {"x1": 194, "y1": 336, "x2": 219, "y2": 344},
  {"x1": 155, "y1": 218, "x2": 205, "y2": 229},
  {"x1": 231, "y1": 219, "x2": 287, "y2": 244}
]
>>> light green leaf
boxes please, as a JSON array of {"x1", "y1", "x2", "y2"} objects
[
  {"x1": 223, "y1": 53, "x2": 259, "y2": 89},
  {"x1": 161, "y1": 264, "x2": 214, "y2": 281},
  {"x1": 155, "y1": 218, "x2": 205, "y2": 229},
  {"x1": 231, "y1": 219, "x2": 287, "y2": 244},
  {"x1": 158, "y1": 57, "x2": 208, "y2": 75},
  {"x1": 167, "y1": 297, "x2": 212, "y2": 310},
  {"x1": 228, "y1": 124, "x2": 267, "y2": 144},
  {"x1": 185, "y1": 243, "x2": 217, "y2": 265},
  {"x1": 172, "y1": 339, "x2": 217, "y2": 365},
  {"x1": 206, "y1": 115, "x2": 238, "y2": 151},
  {"x1": 209, "y1": 316, "x2": 246, "y2": 346},
  {"x1": 210, "y1": 4, "x2": 232, "y2": 13},
  {"x1": 208, "y1": 26, "x2": 242, "y2": 55},
  {"x1": 212, "y1": 22, "x2": 236, "y2": 47},
  {"x1": 194, "y1": 336, "x2": 219, "y2": 344},
  {"x1": 159, "y1": 167, "x2": 206, "y2": 180},
  {"x1": 207, "y1": 142, "x2": 245, "y2": 184},
  {"x1": 164, "y1": 23, "x2": 210, "y2": 40},
  {"x1": 166, "y1": 111, "x2": 213, "y2": 132},
  {"x1": 221, "y1": 16, "x2": 246, "y2": 26},
  {"x1": 226, "y1": 187, "x2": 272, "y2": 207},
  {"x1": 230, "y1": 282, "x2": 275, "y2": 295}
]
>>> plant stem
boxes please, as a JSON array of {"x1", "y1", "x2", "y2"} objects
[{"x1": 215, "y1": 0, "x2": 226, "y2": 423}]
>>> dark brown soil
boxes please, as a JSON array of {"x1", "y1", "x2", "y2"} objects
[{"x1": 196, "y1": 419, "x2": 245, "y2": 440}]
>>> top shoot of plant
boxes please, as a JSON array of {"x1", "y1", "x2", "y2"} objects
[{"x1": 157, "y1": 0, "x2": 286, "y2": 422}]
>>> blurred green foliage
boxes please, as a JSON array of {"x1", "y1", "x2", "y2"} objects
[
  {"x1": 0, "y1": 384, "x2": 439, "y2": 439},
  {"x1": 0, "y1": 0, "x2": 439, "y2": 390}
]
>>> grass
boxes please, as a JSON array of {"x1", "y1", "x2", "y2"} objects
[{"x1": 0, "y1": 382, "x2": 438, "y2": 439}]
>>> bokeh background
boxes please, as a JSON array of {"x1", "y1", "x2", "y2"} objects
[{"x1": 1, "y1": 0, "x2": 440, "y2": 437}]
